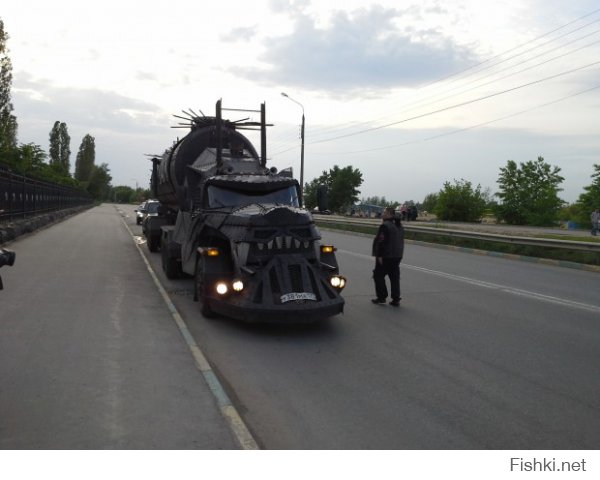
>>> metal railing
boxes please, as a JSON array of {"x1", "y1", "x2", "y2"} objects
[
  {"x1": 314, "y1": 216, "x2": 600, "y2": 253},
  {"x1": 0, "y1": 163, "x2": 92, "y2": 223}
]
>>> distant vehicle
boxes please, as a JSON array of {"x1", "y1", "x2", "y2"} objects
[
  {"x1": 312, "y1": 207, "x2": 332, "y2": 215},
  {"x1": 397, "y1": 205, "x2": 418, "y2": 221},
  {"x1": 407, "y1": 205, "x2": 418, "y2": 221},
  {"x1": 135, "y1": 203, "x2": 145, "y2": 225}
]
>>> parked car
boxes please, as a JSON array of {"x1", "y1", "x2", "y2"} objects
[
  {"x1": 312, "y1": 207, "x2": 332, "y2": 215},
  {"x1": 135, "y1": 203, "x2": 146, "y2": 225},
  {"x1": 140, "y1": 200, "x2": 164, "y2": 251}
]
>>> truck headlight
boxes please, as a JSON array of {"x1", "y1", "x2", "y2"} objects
[
  {"x1": 232, "y1": 280, "x2": 244, "y2": 292},
  {"x1": 329, "y1": 275, "x2": 346, "y2": 289},
  {"x1": 216, "y1": 282, "x2": 228, "y2": 295}
]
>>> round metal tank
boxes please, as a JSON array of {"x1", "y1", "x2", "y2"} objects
[{"x1": 154, "y1": 120, "x2": 258, "y2": 210}]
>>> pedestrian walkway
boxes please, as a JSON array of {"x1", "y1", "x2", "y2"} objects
[{"x1": 0, "y1": 205, "x2": 239, "y2": 449}]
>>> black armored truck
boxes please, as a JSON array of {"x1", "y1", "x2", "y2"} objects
[{"x1": 147, "y1": 100, "x2": 346, "y2": 323}]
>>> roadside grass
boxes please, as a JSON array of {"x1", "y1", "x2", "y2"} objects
[
  {"x1": 536, "y1": 234, "x2": 600, "y2": 243},
  {"x1": 317, "y1": 221, "x2": 600, "y2": 267}
]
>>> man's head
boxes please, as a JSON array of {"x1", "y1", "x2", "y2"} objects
[{"x1": 382, "y1": 207, "x2": 395, "y2": 220}]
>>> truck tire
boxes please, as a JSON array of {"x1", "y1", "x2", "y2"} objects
[
  {"x1": 195, "y1": 258, "x2": 216, "y2": 318},
  {"x1": 161, "y1": 240, "x2": 181, "y2": 279},
  {"x1": 148, "y1": 235, "x2": 160, "y2": 252}
]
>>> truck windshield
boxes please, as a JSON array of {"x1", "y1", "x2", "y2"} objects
[{"x1": 207, "y1": 185, "x2": 299, "y2": 208}]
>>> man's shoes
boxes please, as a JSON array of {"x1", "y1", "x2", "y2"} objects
[
  {"x1": 389, "y1": 300, "x2": 400, "y2": 307},
  {"x1": 371, "y1": 298, "x2": 386, "y2": 304}
]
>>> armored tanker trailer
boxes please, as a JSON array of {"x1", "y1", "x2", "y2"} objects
[{"x1": 151, "y1": 100, "x2": 346, "y2": 323}]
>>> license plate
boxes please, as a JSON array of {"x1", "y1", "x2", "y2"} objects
[{"x1": 280, "y1": 292, "x2": 317, "y2": 303}]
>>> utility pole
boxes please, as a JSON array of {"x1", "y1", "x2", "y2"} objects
[{"x1": 281, "y1": 92, "x2": 305, "y2": 206}]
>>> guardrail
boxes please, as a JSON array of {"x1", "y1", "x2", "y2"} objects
[
  {"x1": 314, "y1": 216, "x2": 600, "y2": 253},
  {"x1": 0, "y1": 163, "x2": 92, "y2": 223}
]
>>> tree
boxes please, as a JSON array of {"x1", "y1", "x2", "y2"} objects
[
  {"x1": 16, "y1": 143, "x2": 46, "y2": 173},
  {"x1": 87, "y1": 163, "x2": 112, "y2": 201},
  {"x1": 110, "y1": 185, "x2": 149, "y2": 203},
  {"x1": 303, "y1": 165, "x2": 363, "y2": 213},
  {"x1": 0, "y1": 19, "x2": 18, "y2": 156},
  {"x1": 421, "y1": 192, "x2": 439, "y2": 213},
  {"x1": 49, "y1": 121, "x2": 71, "y2": 176},
  {"x1": 434, "y1": 179, "x2": 486, "y2": 222},
  {"x1": 59, "y1": 122, "x2": 71, "y2": 174},
  {"x1": 495, "y1": 156, "x2": 564, "y2": 226},
  {"x1": 303, "y1": 178, "x2": 319, "y2": 210},
  {"x1": 573, "y1": 164, "x2": 600, "y2": 227},
  {"x1": 75, "y1": 134, "x2": 95, "y2": 183}
]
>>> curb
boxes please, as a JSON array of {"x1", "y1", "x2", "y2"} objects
[{"x1": 118, "y1": 208, "x2": 260, "y2": 450}]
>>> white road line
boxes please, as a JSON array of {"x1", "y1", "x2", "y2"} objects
[
  {"x1": 119, "y1": 210, "x2": 259, "y2": 450},
  {"x1": 339, "y1": 249, "x2": 600, "y2": 314}
]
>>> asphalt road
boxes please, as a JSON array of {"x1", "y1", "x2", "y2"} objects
[
  {"x1": 2, "y1": 204, "x2": 599, "y2": 449},
  {"x1": 122, "y1": 204, "x2": 600, "y2": 449}
]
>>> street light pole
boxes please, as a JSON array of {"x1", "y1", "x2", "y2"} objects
[{"x1": 281, "y1": 92, "x2": 305, "y2": 206}]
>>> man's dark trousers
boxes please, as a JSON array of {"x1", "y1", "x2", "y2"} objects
[{"x1": 373, "y1": 257, "x2": 401, "y2": 301}]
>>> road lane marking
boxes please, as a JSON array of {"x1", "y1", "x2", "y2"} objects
[
  {"x1": 339, "y1": 249, "x2": 600, "y2": 314},
  {"x1": 119, "y1": 211, "x2": 259, "y2": 450}
]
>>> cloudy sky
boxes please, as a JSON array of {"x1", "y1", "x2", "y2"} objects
[{"x1": 3, "y1": 0, "x2": 600, "y2": 203}]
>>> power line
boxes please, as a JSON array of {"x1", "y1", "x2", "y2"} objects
[
  {"x1": 306, "y1": 9, "x2": 600, "y2": 141},
  {"x1": 309, "y1": 60, "x2": 600, "y2": 145},
  {"x1": 406, "y1": 33, "x2": 600, "y2": 115},
  {"x1": 326, "y1": 83, "x2": 600, "y2": 155}
]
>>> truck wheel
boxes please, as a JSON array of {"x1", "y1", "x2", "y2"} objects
[
  {"x1": 163, "y1": 255, "x2": 181, "y2": 279},
  {"x1": 161, "y1": 242, "x2": 181, "y2": 279},
  {"x1": 148, "y1": 235, "x2": 160, "y2": 252},
  {"x1": 195, "y1": 258, "x2": 216, "y2": 318}
]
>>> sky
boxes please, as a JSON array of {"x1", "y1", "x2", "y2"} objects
[{"x1": 2, "y1": 0, "x2": 600, "y2": 203}]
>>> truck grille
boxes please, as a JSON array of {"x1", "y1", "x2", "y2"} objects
[{"x1": 251, "y1": 257, "x2": 324, "y2": 305}]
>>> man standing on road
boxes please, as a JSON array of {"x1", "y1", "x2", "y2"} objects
[
  {"x1": 592, "y1": 208, "x2": 600, "y2": 236},
  {"x1": 371, "y1": 206, "x2": 405, "y2": 307}
]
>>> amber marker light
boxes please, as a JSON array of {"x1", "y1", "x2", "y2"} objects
[{"x1": 321, "y1": 245, "x2": 336, "y2": 254}]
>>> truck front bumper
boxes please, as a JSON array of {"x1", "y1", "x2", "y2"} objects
[
  {"x1": 209, "y1": 295, "x2": 344, "y2": 323},
  {"x1": 205, "y1": 254, "x2": 345, "y2": 323}
]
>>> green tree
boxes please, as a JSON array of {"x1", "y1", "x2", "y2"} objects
[
  {"x1": 87, "y1": 163, "x2": 112, "y2": 200},
  {"x1": 59, "y1": 122, "x2": 71, "y2": 174},
  {"x1": 421, "y1": 192, "x2": 439, "y2": 213},
  {"x1": 16, "y1": 143, "x2": 46, "y2": 174},
  {"x1": 495, "y1": 156, "x2": 564, "y2": 226},
  {"x1": 75, "y1": 133, "x2": 95, "y2": 183},
  {"x1": 303, "y1": 178, "x2": 320, "y2": 210},
  {"x1": 434, "y1": 179, "x2": 486, "y2": 222},
  {"x1": 111, "y1": 185, "x2": 141, "y2": 203},
  {"x1": 0, "y1": 19, "x2": 18, "y2": 156},
  {"x1": 573, "y1": 164, "x2": 600, "y2": 227},
  {"x1": 304, "y1": 165, "x2": 363, "y2": 213},
  {"x1": 49, "y1": 121, "x2": 71, "y2": 176}
]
